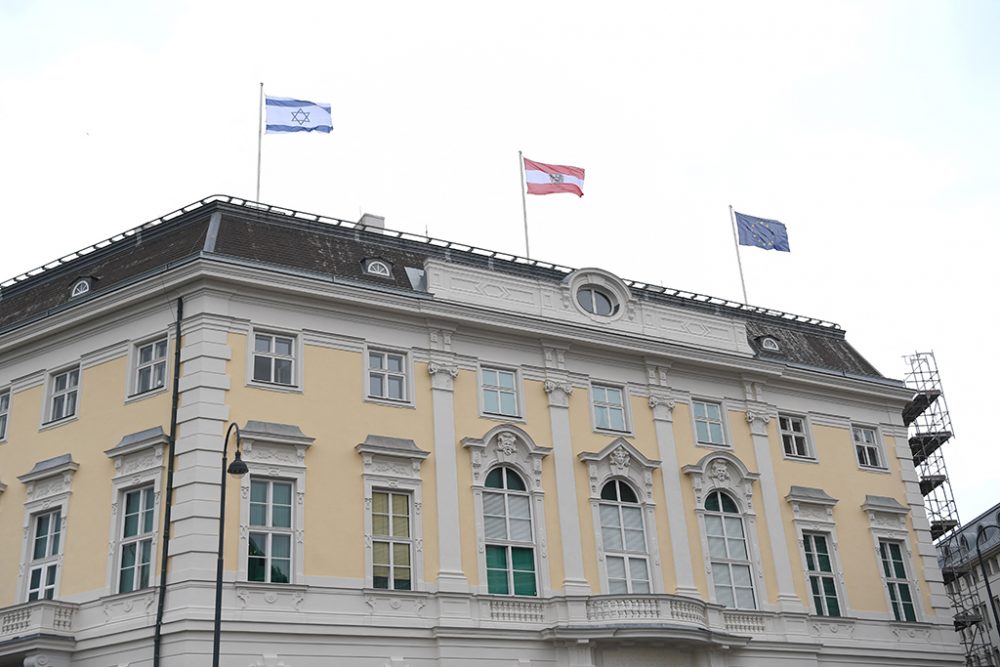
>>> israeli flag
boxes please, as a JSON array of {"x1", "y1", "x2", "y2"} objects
[{"x1": 265, "y1": 95, "x2": 333, "y2": 133}]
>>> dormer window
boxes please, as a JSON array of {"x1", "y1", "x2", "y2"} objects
[
  {"x1": 70, "y1": 279, "x2": 91, "y2": 298},
  {"x1": 760, "y1": 336, "x2": 780, "y2": 352},
  {"x1": 364, "y1": 259, "x2": 392, "y2": 278}
]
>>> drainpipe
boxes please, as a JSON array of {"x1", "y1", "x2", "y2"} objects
[{"x1": 153, "y1": 296, "x2": 183, "y2": 666}]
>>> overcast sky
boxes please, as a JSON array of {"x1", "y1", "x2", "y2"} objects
[{"x1": 1, "y1": 1, "x2": 997, "y2": 520}]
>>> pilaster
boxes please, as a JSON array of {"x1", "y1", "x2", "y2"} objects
[
  {"x1": 646, "y1": 361, "x2": 699, "y2": 598},
  {"x1": 542, "y1": 343, "x2": 590, "y2": 596},
  {"x1": 427, "y1": 328, "x2": 468, "y2": 593}
]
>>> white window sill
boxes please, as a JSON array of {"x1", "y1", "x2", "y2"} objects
[
  {"x1": 594, "y1": 426, "x2": 633, "y2": 437},
  {"x1": 364, "y1": 396, "x2": 415, "y2": 409},
  {"x1": 39, "y1": 415, "x2": 79, "y2": 431},
  {"x1": 481, "y1": 411, "x2": 525, "y2": 424},
  {"x1": 858, "y1": 465, "x2": 890, "y2": 474},
  {"x1": 125, "y1": 385, "x2": 169, "y2": 405},
  {"x1": 247, "y1": 380, "x2": 302, "y2": 394},
  {"x1": 782, "y1": 454, "x2": 819, "y2": 464}
]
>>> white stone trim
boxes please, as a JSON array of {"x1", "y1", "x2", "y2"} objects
[
  {"x1": 363, "y1": 342, "x2": 415, "y2": 406},
  {"x1": 16, "y1": 456, "x2": 79, "y2": 602},
  {"x1": 357, "y1": 436, "x2": 429, "y2": 591},
  {"x1": 237, "y1": 423, "x2": 313, "y2": 585},
  {"x1": 587, "y1": 380, "x2": 633, "y2": 435},
  {"x1": 686, "y1": 396, "x2": 733, "y2": 449},
  {"x1": 683, "y1": 451, "x2": 768, "y2": 609},
  {"x1": 579, "y1": 437, "x2": 663, "y2": 594},
  {"x1": 785, "y1": 486, "x2": 851, "y2": 616},
  {"x1": 103, "y1": 428, "x2": 168, "y2": 596},
  {"x1": 477, "y1": 363, "x2": 526, "y2": 422},
  {"x1": 123, "y1": 329, "x2": 172, "y2": 403},
  {"x1": 463, "y1": 424, "x2": 552, "y2": 596},
  {"x1": 246, "y1": 325, "x2": 304, "y2": 393},
  {"x1": 39, "y1": 363, "x2": 82, "y2": 429},
  {"x1": 862, "y1": 496, "x2": 922, "y2": 622}
]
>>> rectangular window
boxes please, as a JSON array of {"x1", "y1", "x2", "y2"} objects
[
  {"x1": 693, "y1": 400, "x2": 726, "y2": 445},
  {"x1": 252, "y1": 333, "x2": 295, "y2": 386},
  {"x1": 368, "y1": 350, "x2": 407, "y2": 401},
  {"x1": 49, "y1": 367, "x2": 79, "y2": 422},
  {"x1": 118, "y1": 486, "x2": 155, "y2": 593},
  {"x1": 134, "y1": 338, "x2": 168, "y2": 395},
  {"x1": 779, "y1": 414, "x2": 811, "y2": 458},
  {"x1": 371, "y1": 491, "x2": 412, "y2": 590},
  {"x1": 481, "y1": 368, "x2": 518, "y2": 417},
  {"x1": 248, "y1": 479, "x2": 293, "y2": 583},
  {"x1": 853, "y1": 426, "x2": 883, "y2": 468},
  {"x1": 592, "y1": 384, "x2": 626, "y2": 432},
  {"x1": 27, "y1": 509, "x2": 61, "y2": 601},
  {"x1": 486, "y1": 545, "x2": 536, "y2": 596},
  {"x1": 879, "y1": 540, "x2": 916, "y2": 621},
  {"x1": 803, "y1": 533, "x2": 840, "y2": 616},
  {"x1": 0, "y1": 390, "x2": 9, "y2": 439}
]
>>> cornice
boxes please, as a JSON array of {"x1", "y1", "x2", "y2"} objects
[{"x1": 0, "y1": 255, "x2": 903, "y2": 404}]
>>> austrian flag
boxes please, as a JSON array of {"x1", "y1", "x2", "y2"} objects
[{"x1": 523, "y1": 157, "x2": 585, "y2": 197}]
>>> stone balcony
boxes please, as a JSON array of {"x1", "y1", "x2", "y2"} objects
[{"x1": 0, "y1": 599, "x2": 77, "y2": 645}]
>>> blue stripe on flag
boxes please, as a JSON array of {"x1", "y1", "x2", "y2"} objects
[
  {"x1": 266, "y1": 96, "x2": 329, "y2": 110},
  {"x1": 266, "y1": 124, "x2": 333, "y2": 134}
]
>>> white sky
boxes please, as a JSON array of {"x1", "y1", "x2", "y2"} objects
[{"x1": 1, "y1": 1, "x2": 997, "y2": 519}]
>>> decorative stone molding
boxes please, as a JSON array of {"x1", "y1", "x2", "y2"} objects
[
  {"x1": 578, "y1": 438, "x2": 660, "y2": 501},
  {"x1": 744, "y1": 406, "x2": 776, "y2": 436},
  {"x1": 647, "y1": 393, "x2": 676, "y2": 421},
  {"x1": 18, "y1": 454, "x2": 79, "y2": 504},
  {"x1": 238, "y1": 422, "x2": 314, "y2": 585},
  {"x1": 683, "y1": 451, "x2": 759, "y2": 510},
  {"x1": 428, "y1": 327, "x2": 454, "y2": 353},
  {"x1": 786, "y1": 486, "x2": 849, "y2": 612},
  {"x1": 427, "y1": 361, "x2": 459, "y2": 390},
  {"x1": 560, "y1": 267, "x2": 636, "y2": 323},
  {"x1": 104, "y1": 426, "x2": 167, "y2": 479},
  {"x1": 543, "y1": 379, "x2": 574, "y2": 408},
  {"x1": 861, "y1": 495, "x2": 910, "y2": 535},
  {"x1": 357, "y1": 435, "x2": 429, "y2": 480},
  {"x1": 541, "y1": 344, "x2": 567, "y2": 371},
  {"x1": 463, "y1": 424, "x2": 552, "y2": 595},
  {"x1": 463, "y1": 424, "x2": 551, "y2": 489},
  {"x1": 785, "y1": 486, "x2": 838, "y2": 526}
]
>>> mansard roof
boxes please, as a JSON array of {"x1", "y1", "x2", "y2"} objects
[{"x1": 0, "y1": 195, "x2": 885, "y2": 380}]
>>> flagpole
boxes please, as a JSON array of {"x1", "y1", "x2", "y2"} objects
[
  {"x1": 729, "y1": 205, "x2": 749, "y2": 304},
  {"x1": 255, "y1": 82, "x2": 264, "y2": 201},
  {"x1": 519, "y1": 150, "x2": 530, "y2": 259}
]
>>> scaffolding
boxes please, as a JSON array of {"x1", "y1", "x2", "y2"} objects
[{"x1": 903, "y1": 351, "x2": 994, "y2": 666}]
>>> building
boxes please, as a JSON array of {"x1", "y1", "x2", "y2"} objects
[
  {"x1": 939, "y1": 502, "x2": 1000, "y2": 665},
  {"x1": 0, "y1": 195, "x2": 964, "y2": 666}
]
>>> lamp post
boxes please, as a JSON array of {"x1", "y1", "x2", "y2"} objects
[
  {"x1": 976, "y1": 523, "x2": 1000, "y2": 641},
  {"x1": 212, "y1": 422, "x2": 249, "y2": 667}
]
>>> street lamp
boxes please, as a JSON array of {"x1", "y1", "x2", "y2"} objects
[
  {"x1": 976, "y1": 523, "x2": 1000, "y2": 638},
  {"x1": 212, "y1": 422, "x2": 249, "y2": 667}
]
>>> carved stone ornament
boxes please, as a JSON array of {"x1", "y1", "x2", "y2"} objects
[
  {"x1": 579, "y1": 438, "x2": 660, "y2": 501},
  {"x1": 647, "y1": 395, "x2": 675, "y2": 411},
  {"x1": 744, "y1": 410, "x2": 771, "y2": 425},
  {"x1": 462, "y1": 424, "x2": 551, "y2": 489},
  {"x1": 543, "y1": 379, "x2": 573, "y2": 395},
  {"x1": 683, "y1": 451, "x2": 759, "y2": 511},
  {"x1": 427, "y1": 361, "x2": 459, "y2": 378}
]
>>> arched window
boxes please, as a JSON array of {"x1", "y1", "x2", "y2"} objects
[
  {"x1": 70, "y1": 279, "x2": 90, "y2": 298},
  {"x1": 705, "y1": 490, "x2": 755, "y2": 609},
  {"x1": 483, "y1": 467, "x2": 536, "y2": 596},
  {"x1": 365, "y1": 259, "x2": 391, "y2": 277},
  {"x1": 599, "y1": 479, "x2": 649, "y2": 593}
]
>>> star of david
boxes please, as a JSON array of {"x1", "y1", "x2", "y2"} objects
[
  {"x1": 548, "y1": 173, "x2": 564, "y2": 184},
  {"x1": 290, "y1": 108, "x2": 311, "y2": 126}
]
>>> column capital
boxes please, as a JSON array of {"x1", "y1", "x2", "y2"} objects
[
  {"x1": 427, "y1": 361, "x2": 459, "y2": 391},
  {"x1": 543, "y1": 379, "x2": 573, "y2": 408},
  {"x1": 648, "y1": 393, "x2": 676, "y2": 422}
]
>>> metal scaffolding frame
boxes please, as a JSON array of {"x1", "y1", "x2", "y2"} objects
[{"x1": 904, "y1": 351, "x2": 994, "y2": 666}]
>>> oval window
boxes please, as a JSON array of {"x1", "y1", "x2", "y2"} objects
[
  {"x1": 577, "y1": 286, "x2": 618, "y2": 316},
  {"x1": 761, "y1": 337, "x2": 780, "y2": 352}
]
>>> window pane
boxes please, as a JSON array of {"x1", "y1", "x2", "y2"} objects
[
  {"x1": 487, "y1": 569, "x2": 510, "y2": 595},
  {"x1": 499, "y1": 372, "x2": 515, "y2": 390},
  {"x1": 387, "y1": 376, "x2": 404, "y2": 399},
  {"x1": 120, "y1": 565, "x2": 135, "y2": 593},
  {"x1": 513, "y1": 571, "x2": 537, "y2": 596},
  {"x1": 708, "y1": 536, "x2": 727, "y2": 558},
  {"x1": 484, "y1": 468, "x2": 503, "y2": 488},
  {"x1": 509, "y1": 517, "x2": 533, "y2": 542},
  {"x1": 609, "y1": 409, "x2": 625, "y2": 431},
  {"x1": 712, "y1": 565, "x2": 732, "y2": 586},
  {"x1": 393, "y1": 543, "x2": 411, "y2": 567},
  {"x1": 251, "y1": 481, "x2": 267, "y2": 502},
  {"x1": 137, "y1": 367, "x2": 152, "y2": 392},
  {"x1": 704, "y1": 515, "x2": 724, "y2": 537},
  {"x1": 373, "y1": 564, "x2": 390, "y2": 589},
  {"x1": 255, "y1": 335, "x2": 272, "y2": 353},
  {"x1": 719, "y1": 494, "x2": 738, "y2": 513},
  {"x1": 387, "y1": 355, "x2": 404, "y2": 372},
  {"x1": 724, "y1": 516, "x2": 744, "y2": 538},
  {"x1": 595, "y1": 407, "x2": 609, "y2": 430},
  {"x1": 508, "y1": 494, "x2": 531, "y2": 520},
  {"x1": 52, "y1": 395, "x2": 64, "y2": 419},
  {"x1": 55, "y1": 374, "x2": 67, "y2": 392},
  {"x1": 486, "y1": 545, "x2": 507, "y2": 568},
  {"x1": 373, "y1": 541, "x2": 390, "y2": 564},
  {"x1": 272, "y1": 505, "x2": 291, "y2": 528},
  {"x1": 124, "y1": 511, "x2": 139, "y2": 538},
  {"x1": 272, "y1": 534, "x2": 290, "y2": 558},
  {"x1": 504, "y1": 470, "x2": 526, "y2": 491},
  {"x1": 618, "y1": 483, "x2": 638, "y2": 504},
  {"x1": 275, "y1": 338, "x2": 293, "y2": 356},
  {"x1": 271, "y1": 558, "x2": 290, "y2": 583},
  {"x1": 625, "y1": 528, "x2": 646, "y2": 552},
  {"x1": 482, "y1": 369, "x2": 497, "y2": 386},
  {"x1": 372, "y1": 492, "x2": 388, "y2": 513},
  {"x1": 273, "y1": 482, "x2": 292, "y2": 506},
  {"x1": 735, "y1": 587, "x2": 756, "y2": 609},
  {"x1": 156, "y1": 340, "x2": 168, "y2": 358},
  {"x1": 121, "y1": 542, "x2": 137, "y2": 569},
  {"x1": 715, "y1": 584, "x2": 735, "y2": 608},
  {"x1": 369, "y1": 352, "x2": 383, "y2": 369},
  {"x1": 695, "y1": 421, "x2": 710, "y2": 443},
  {"x1": 253, "y1": 356, "x2": 272, "y2": 382},
  {"x1": 369, "y1": 374, "x2": 384, "y2": 397},
  {"x1": 484, "y1": 517, "x2": 507, "y2": 541},
  {"x1": 499, "y1": 392, "x2": 517, "y2": 416},
  {"x1": 629, "y1": 557, "x2": 649, "y2": 584},
  {"x1": 393, "y1": 516, "x2": 410, "y2": 538},
  {"x1": 709, "y1": 423, "x2": 724, "y2": 443},
  {"x1": 274, "y1": 359, "x2": 292, "y2": 385},
  {"x1": 391, "y1": 494, "x2": 408, "y2": 515},
  {"x1": 484, "y1": 391, "x2": 499, "y2": 414},
  {"x1": 394, "y1": 568, "x2": 412, "y2": 591}
]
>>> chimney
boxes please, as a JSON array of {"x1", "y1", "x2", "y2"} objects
[{"x1": 358, "y1": 213, "x2": 385, "y2": 234}]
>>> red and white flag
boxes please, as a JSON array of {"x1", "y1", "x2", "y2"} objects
[{"x1": 523, "y1": 157, "x2": 585, "y2": 197}]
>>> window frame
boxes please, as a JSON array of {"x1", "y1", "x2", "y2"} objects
[
  {"x1": 479, "y1": 365, "x2": 522, "y2": 419},
  {"x1": 703, "y1": 489, "x2": 757, "y2": 610},
  {"x1": 482, "y1": 466, "x2": 538, "y2": 597},
  {"x1": 852, "y1": 424, "x2": 886, "y2": 470},
  {"x1": 778, "y1": 413, "x2": 814, "y2": 460},
  {"x1": 364, "y1": 258, "x2": 393, "y2": 277},
  {"x1": 590, "y1": 382, "x2": 630, "y2": 433},
  {"x1": 45, "y1": 365, "x2": 81, "y2": 425},
  {"x1": 370, "y1": 490, "x2": 415, "y2": 591},
  {"x1": 0, "y1": 387, "x2": 10, "y2": 441},
  {"x1": 598, "y1": 479, "x2": 651, "y2": 594},
  {"x1": 878, "y1": 539, "x2": 918, "y2": 622},
  {"x1": 128, "y1": 334, "x2": 170, "y2": 399},
  {"x1": 16, "y1": 455, "x2": 77, "y2": 603},
  {"x1": 365, "y1": 346, "x2": 411, "y2": 405},
  {"x1": 691, "y1": 398, "x2": 728, "y2": 447},
  {"x1": 802, "y1": 532, "x2": 842, "y2": 616},
  {"x1": 27, "y1": 508, "x2": 62, "y2": 601},
  {"x1": 116, "y1": 485, "x2": 157, "y2": 594},
  {"x1": 246, "y1": 478, "x2": 295, "y2": 584},
  {"x1": 248, "y1": 329, "x2": 300, "y2": 390}
]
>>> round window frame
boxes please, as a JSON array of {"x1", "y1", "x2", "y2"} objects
[
  {"x1": 576, "y1": 285, "x2": 619, "y2": 317},
  {"x1": 565, "y1": 268, "x2": 630, "y2": 323}
]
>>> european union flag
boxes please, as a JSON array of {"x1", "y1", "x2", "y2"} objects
[{"x1": 734, "y1": 211, "x2": 790, "y2": 252}]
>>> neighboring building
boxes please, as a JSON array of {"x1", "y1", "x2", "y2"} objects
[
  {"x1": 940, "y1": 502, "x2": 1000, "y2": 665},
  {"x1": 0, "y1": 195, "x2": 963, "y2": 666}
]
